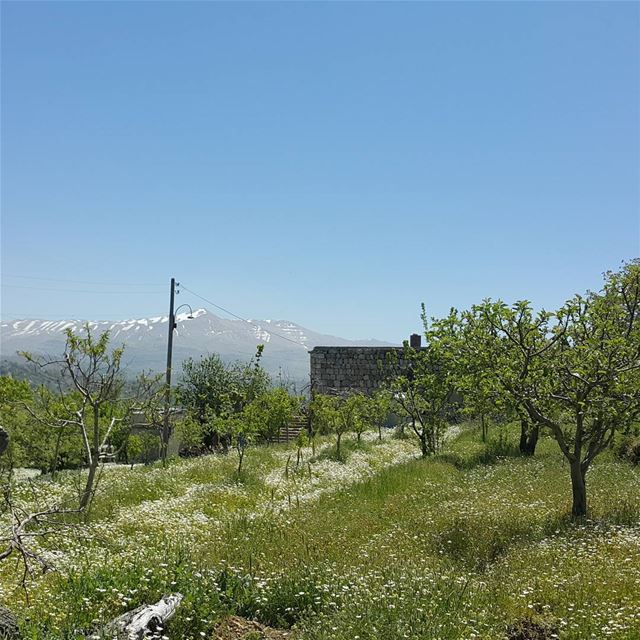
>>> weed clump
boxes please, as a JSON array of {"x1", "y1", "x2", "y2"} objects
[
  {"x1": 216, "y1": 566, "x2": 329, "y2": 629},
  {"x1": 507, "y1": 616, "x2": 558, "y2": 640}
]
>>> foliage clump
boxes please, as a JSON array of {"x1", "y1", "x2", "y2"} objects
[{"x1": 616, "y1": 433, "x2": 640, "y2": 465}]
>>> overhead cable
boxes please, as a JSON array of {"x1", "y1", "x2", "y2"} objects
[
  {"x1": 180, "y1": 284, "x2": 308, "y2": 349},
  {"x1": 2, "y1": 284, "x2": 165, "y2": 294},
  {"x1": 2, "y1": 274, "x2": 163, "y2": 287}
]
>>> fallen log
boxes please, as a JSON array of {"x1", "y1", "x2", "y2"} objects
[{"x1": 101, "y1": 593, "x2": 183, "y2": 639}]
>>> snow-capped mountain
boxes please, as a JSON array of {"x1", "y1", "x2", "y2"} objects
[{"x1": 0, "y1": 310, "x2": 394, "y2": 383}]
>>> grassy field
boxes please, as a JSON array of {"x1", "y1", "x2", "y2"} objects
[{"x1": 2, "y1": 425, "x2": 639, "y2": 639}]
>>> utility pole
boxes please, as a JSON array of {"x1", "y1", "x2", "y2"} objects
[{"x1": 162, "y1": 277, "x2": 176, "y2": 465}]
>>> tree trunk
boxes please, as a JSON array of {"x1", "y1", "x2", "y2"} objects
[
  {"x1": 237, "y1": 445, "x2": 245, "y2": 474},
  {"x1": 430, "y1": 423, "x2": 438, "y2": 454},
  {"x1": 420, "y1": 433, "x2": 428, "y2": 458},
  {"x1": 80, "y1": 404, "x2": 101, "y2": 511},
  {"x1": 204, "y1": 430, "x2": 219, "y2": 452},
  {"x1": 80, "y1": 460, "x2": 98, "y2": 510},
  {"x1": 50, "y1": 427, "x2": 64, "y2": 479},
  {"x1": 570, "y1": 460, "x2": 587, "y2": 518},
  {"x1": 519, "y1": 420, "x2": 539, "y2": 456},
  {"x1": 0, "y1": 428, "x2": 9, "y2": 458},
  {"x1": 481, "y1": 414, "x2": 487, "y2": 443},
  {"x1": 102, "y1": 593, "x2": 182, "y2": 639},
  {"x1": 336, "y1": 432, "x2": 342, "y2": 457},
  {"x1": 519, "y1": 419, "x2": 527, "y2": 452}
]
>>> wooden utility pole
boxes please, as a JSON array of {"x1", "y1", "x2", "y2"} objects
[{"x1": 162, "y1": 277, "x2": 176, "y2": 465}]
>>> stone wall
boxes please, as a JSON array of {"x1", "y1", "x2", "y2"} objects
[{"x1": 309, "y1": 346, "x2": 407, "y2": 396}]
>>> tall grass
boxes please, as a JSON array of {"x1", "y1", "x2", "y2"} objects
[{"x1": 3, "y1": 424, "x2": 639, "y2": 639}]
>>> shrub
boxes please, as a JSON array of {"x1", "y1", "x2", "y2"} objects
[{"x1": 616, "y1": 435, "x2": 640, "y2": 465}]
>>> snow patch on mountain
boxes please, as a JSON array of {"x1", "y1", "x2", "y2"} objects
[{"x1": 1, "y1": 309, "x2": 395, "y2": 381}]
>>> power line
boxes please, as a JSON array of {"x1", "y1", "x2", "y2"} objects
[
  {"x1": 2, "y1": 274, "x2": 163, "y2": 287},
  {"x1": 2, "y1": 284, "x2": 165, "y2": 294},
  {"x1": 2, "y1": 277, "x2": 309, "y2": 349},
  {"x1": 180, "y1": 284, "x2": 309, "y2": 349},
  {"x1": 0, "y1": 312, "x2": 165, "y2": 320}
]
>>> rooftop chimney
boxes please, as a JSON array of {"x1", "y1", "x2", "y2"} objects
[{"x1": 409, "y1": 333, "x2": 422, "y2": 349}]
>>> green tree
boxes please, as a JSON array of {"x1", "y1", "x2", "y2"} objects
[
  {"x1": 294, "y1": 428, "x2": 309, "y2": 467},
  {"x1": 309, "y1": 394, "x2": 346, "y2": 458},
  {"x1": 476, "y1": 261, "x2": 640, "y2": 517},
  {"x1": 126, "y1": 434, "x2": 143, "y2": 469},
  {"x1": 388, "y1": 307, "x2": 458, "y2": 458},
  {"x1": 0, "y1": 376, "x2": 31, "y2": 408},
  {"x1": 138, "y1": 430, "x2": 161, "y2": 464},
  {"x1": 360, "y1": 390, "x2": 392, "y2": 441},
  {"x1": 174, "y1": 414, "x2": 206, "y2": 453},
  {"x1": 334, "y1": 394, "x2": 362, "y2": 450},
  {"x1": 209, "y1": 410, "x2": 253, "y2": 474},
  {"x1": 23, "y1": 389, "x2": 87, "y2": 474},
  {"x1": 176, "y1": 354, "x2": 231, "y2": 426},
  {"x1": 347, "y1": 393, "x2": 369, "y2": 443},
  {"x1": 243, "y1": 387, "x2": 300, "y2": 443},
  {"x1": 458, "y1": 306, "x2": 536, "y2": 451},
  {"x1": 110, "y1": 372, "x2": 164, "y2": 465},
  {"x1": 0, "y1": 376, "x2": 33, "y2": 469},
  {"x1": 22, "y1": 326, "x2": 156, "y2": 511},
  {"x1": 177, "y1": 347, "x2": 269, "y2": 450},
  {"x1": 200, "y1": 355, "x2": 278, "y2": 473},
  {"x1": 227, "y1": 345, "x2": 270, "y2": 410},
  {"x1": 229, "y1": 413, "x2": 252, "y2": 475}
]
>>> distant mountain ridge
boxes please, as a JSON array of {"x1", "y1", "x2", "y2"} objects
[{"x1": 0, "y1": 310, "x2": 395, "y2": 384}]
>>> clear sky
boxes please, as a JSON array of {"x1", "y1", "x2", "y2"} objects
[{"x1": 1, "y1": 1, "x2": 638, "y2": 343}]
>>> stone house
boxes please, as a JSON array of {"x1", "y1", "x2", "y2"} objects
[{"x1": 309, "y1": 334, "x2": 422, "y2": 397}]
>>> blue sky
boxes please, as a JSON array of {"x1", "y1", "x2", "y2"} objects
[{"x1": 1, "y1": 1, "x2": 638, "y2": 343}]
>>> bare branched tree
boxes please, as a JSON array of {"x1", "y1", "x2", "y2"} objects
[
  {"x1": 0, "y1": 481, "x2": 80, "y2": 602},
  {"x1": 21, "y1": 326, "x2": 161, "y2": 511}
]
